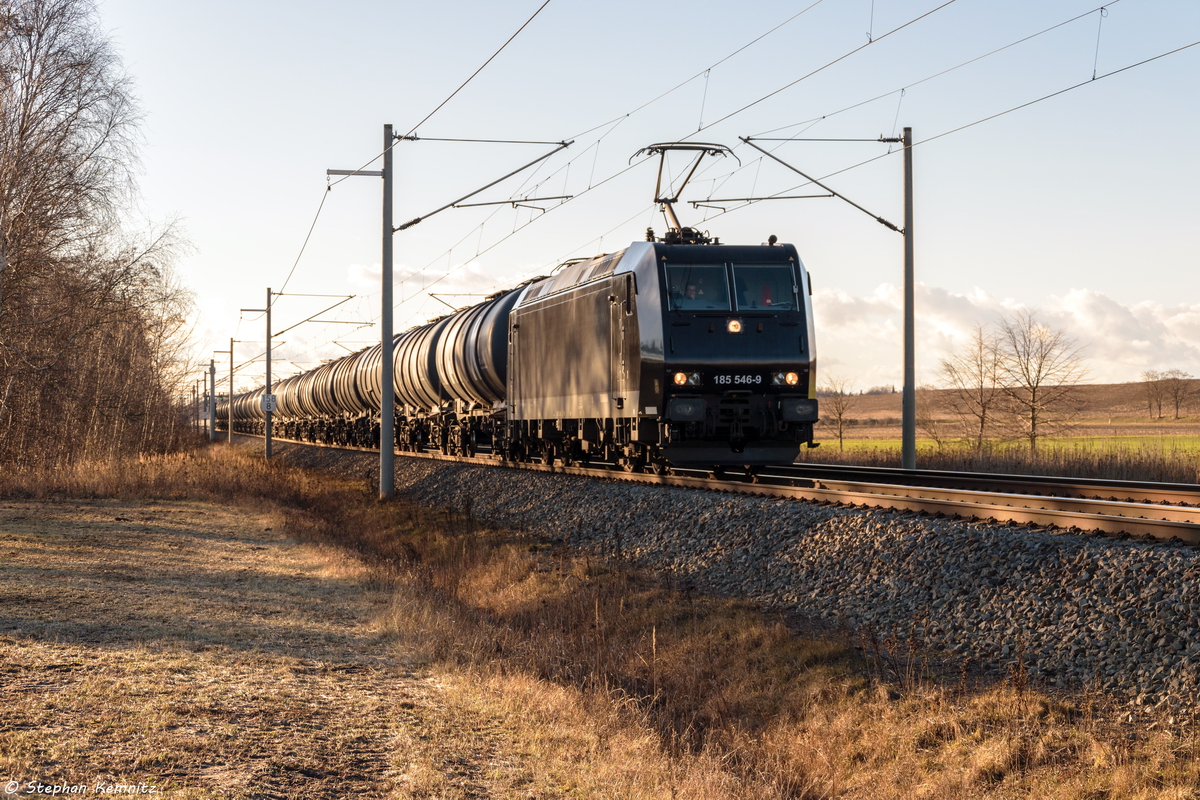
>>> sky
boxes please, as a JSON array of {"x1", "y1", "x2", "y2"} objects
[{"x1": 96, "y1": 0, "x2": 1200, "y2": 394}]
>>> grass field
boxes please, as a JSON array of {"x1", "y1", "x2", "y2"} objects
[
  {"x1": 812, "y1": 435, "x2": 1200, "y2": 455},
  {"x1": 810, "y1": 382, "x2": 1200, "y2": 483}
]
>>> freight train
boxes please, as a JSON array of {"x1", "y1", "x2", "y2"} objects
[{"x1": 217, "y1": 228, "x2": 819, "y2": 472}]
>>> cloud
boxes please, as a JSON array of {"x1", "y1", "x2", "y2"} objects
[{"x1": 814, "y1": 284, "x2": 1200, "y2": 388}]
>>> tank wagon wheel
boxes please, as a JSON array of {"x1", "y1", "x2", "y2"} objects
[
  {"x1": 500, "y1": 440, "x2": 521, "y2": 463},
  {"x1": 557, "y1": 438, "x2": 580, "y2": 467},
  {"x1": 449, "y1": 427, "x2": 473, "y2": 458}
]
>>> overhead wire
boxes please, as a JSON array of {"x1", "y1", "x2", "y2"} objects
[
  {"x1": 686, "y1": 0, "x2": 963, "y2": 139},
  {"x1": 697, "y1": 36, "x2": 1200, "y2": 227},
  {"x1": 327, "y1": 0, "x2": 555, "y2": 192},
  {"x1": 275, "y1": 186, "x2": 332, "y2": 300},
  {"x1": 338, "y1": 1, "x2": 858, "y2": 327},
  {"x1": 677, "y1": 1, "x2": 1130, "y2": 210},
  {"x1": 750, "y1": 1, "x2": 1123, "y2": 138},
  {"x1": 400, "y1": 0, "x2": 554, "y2": 139},
  {"x1": 563, "y1": 0, "x2": 830, "y2": 144}
]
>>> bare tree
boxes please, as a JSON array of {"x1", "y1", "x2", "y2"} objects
[
  {"x1": 915, "y1": 386, "x2": 950, "y2": 450},
  {"x1": 1162, "y1": 369, "x2": 1194, "y2": 420},
  {"x1": 0, "y1": 0, "x2": 139, "y2": 317},
  {"x1": 995, "y1": 309, "x2": 1088, "y2": 454},
  {"x1": 818, "y1": 375, "x2": 857, "y2": 451},
  {"x1": 1140, "y1": 370, "x2": 1166, "y2": 419},
  {"x1": 0, "y1": 0, "x2": 194, "y2": 466},
  {"x1": 938, "y1": 324, "x2": 1003, "y2": 451}
]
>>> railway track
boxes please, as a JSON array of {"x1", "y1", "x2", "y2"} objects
[{"x1": 233, "y1": 433, "x2": 1200, "y2": 544}]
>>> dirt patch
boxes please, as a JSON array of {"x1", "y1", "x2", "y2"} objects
[{"x1": 0, "y1": 499, "x2": 523, "y2": 798}]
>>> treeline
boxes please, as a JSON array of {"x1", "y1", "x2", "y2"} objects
[
  {"x1": 821, "y1": 308, "x2": 1197, "y2": 456},
  {"x1": 820, "y1": 311, "x2": 1090, "y2": 453},
  {"x1": 932, "y1": 311, "x2": 1088, "y2": 453},
  {"x1": 1140, "y1": 369, "x2": 1193, "y2": 420},
  {"x1": 0, "y1": 0, "x2": 193, "y2": 467}
]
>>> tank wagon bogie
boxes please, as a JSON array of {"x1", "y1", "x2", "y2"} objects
[{"x1": 217, "y1": 234, "x2": 819, "y2": 472}]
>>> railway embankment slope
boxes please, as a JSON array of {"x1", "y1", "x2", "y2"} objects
[{"x1": 278, "y1": 440, "x2": 1200, "y2": 710}]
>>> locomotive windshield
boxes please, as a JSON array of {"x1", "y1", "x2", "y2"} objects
[
  {"x1": 732, "y1": 263, "x2": 796, "y2": 311},
  {"x1": 666, "y1": 264, "x2": 731, "y2": 311}
]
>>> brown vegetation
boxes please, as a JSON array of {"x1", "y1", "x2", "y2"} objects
[
  {"x1": 0, "y1": 0, "x2": 194, "y2": 468},
  {"x1": 3, "y1": 445, "x2": 1200, "y2": 797}
]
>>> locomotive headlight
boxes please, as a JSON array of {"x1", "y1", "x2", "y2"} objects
[
  {"x1": 727, "y1": 319, "x2": 743, "y2": 334},
  {"x1": 772, "y1": 371, "x2": 801, "y2": 386},
  {"x1": 673, "y1": 372, "x2": 701, "y2": 386},
  {"x1": 673, "y1": 372, "x2": 688, "y2": 386}
]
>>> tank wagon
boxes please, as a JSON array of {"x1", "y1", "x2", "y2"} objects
[{"x1": 218, "y1": 231, "x2": 819, "y2": 471}]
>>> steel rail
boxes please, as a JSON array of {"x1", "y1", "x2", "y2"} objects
[
  {"x1": 766, "y1": 463, "x2": 1200, "y2": 506},
  {"x1": 806, "y1": 480, "x2": 1200, "y2": 525},
  {"x1": 230, "y1": 433, "x2": 1200, "y2": 544}
]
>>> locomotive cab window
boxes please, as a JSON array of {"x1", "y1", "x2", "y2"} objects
[
  {"x1": 732, "y1": 263, "x2": 796, "y2": 311},
  {"x1": 666, "y1": 264, "x2": 731, "y2": 311}
]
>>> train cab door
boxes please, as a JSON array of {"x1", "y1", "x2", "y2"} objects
[
  {"x1": 609, "y1": 273, "x2": 634, "y2": 414},
  {"x1": 508, "y1": 314, "x2": 522, "y2": 420}
]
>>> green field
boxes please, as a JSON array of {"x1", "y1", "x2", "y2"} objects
[
  {"x1": 801, "y1": 432, "x2": 1200, "y2": 483},
  {"x1": 814, "y1": 435, "x2": 1200, "y2": 454}
]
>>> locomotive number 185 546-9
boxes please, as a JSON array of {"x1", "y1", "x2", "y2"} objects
[{"x1": 712, "y1": 374, "x2": 763, "y2": 386}]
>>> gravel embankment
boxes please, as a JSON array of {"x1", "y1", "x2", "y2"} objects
[{"x1": 276, "y1": 442, "x2": 1200, "y2": 708}]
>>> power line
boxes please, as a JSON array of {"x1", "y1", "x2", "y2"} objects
[
  {"x1": 701, "y1": 37, "x2": 1200, "y2": 225},
  {"x1": 686, "y1": 0, "x2": 963, "y2": 139},
  {"x1": 566, "y1": 0, "x2": 829, "y2": 141},
  {"x1": 277, "y1": 187, "x2": 332, "y2": 297},
  {"x1": 750, "y1": 1, "x2": 1123, "y2": 138},
  {"x1": 327, "y1": 0, "x2": 556, "y2": 192},
  {"x1": 402, "y1": 0, "x2": 554, "y2": 139},
  {"x1": 640, "y1": 1, "x2": 1135, "y2": 224}
]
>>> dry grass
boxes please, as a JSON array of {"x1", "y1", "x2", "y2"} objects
[
  {"x1": 3, "y1": 444, "x2": 1200, "y2": 797},
  {"x1": 374, "y1": 518, "x2": 1200, "y2": 798},
  {"x1": 0, "y1": 498, "x2": 426, "y2": 797}
]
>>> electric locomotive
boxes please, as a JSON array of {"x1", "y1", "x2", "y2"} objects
[{"x1": 505, "y1": 227, "x2": 818, "y2": 470}]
